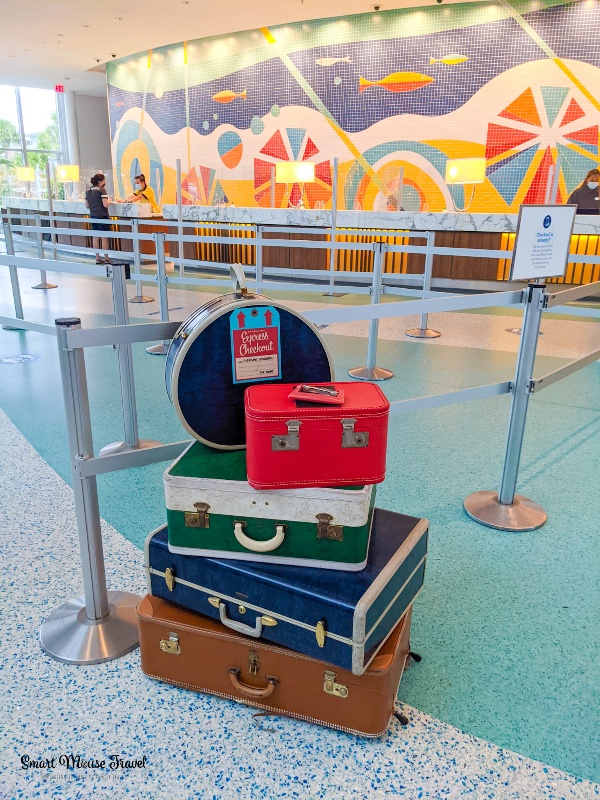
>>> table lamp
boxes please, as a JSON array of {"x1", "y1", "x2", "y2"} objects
[
  {"x1": 57, "y1": 165, "x2": 80, "y2": 201},
  {"x1": 16, "y1": 166, "x2": 35, "y2": 197},
  {"x1": 275, "y1": 161, "x2": 315, "y2": 209},
  {"x1": 445, "y1": 158, "x2": 486, "y2": 212}
]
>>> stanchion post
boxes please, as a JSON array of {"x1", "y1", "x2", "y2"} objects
[
  {"x1": 176, "y1": 158, "x2": 184, "y2": 278},
  {"x1": 2, "y1": 221, "x2": 26, "y2": 330},
  {"x1": 45, "y1": 159, "x2": 58, "y2": 261},
  {"x1": 406, "y1": 231, "x2": 440, "y2": 338},
  {"x1": 31, "y1": 212, "x2": 57, "y2": 290},
  {"x1": 39, "y1": 318, "x2": 141, "y2": 664},
  {"x1": 256, "y1": 224, "x2": 263, "y2": 294},
  {"x1": 323, "y1": 157, "x2": 345, "y2": 298},
  {"x1": 128, "y1": 218, "x2": 153, "y2": 303},
  {"x1": 464, "y1": 283, "x2": 547, "y2": 531},
  {"x1": 146, "y1": 233, "x2": 171, "y2": 355},
  {"x1": 100, "y1": 263, "x2": 163, "y2": 456},
  {"x1": 349, "y1": 242, "x2": 394, "y2": 381}
]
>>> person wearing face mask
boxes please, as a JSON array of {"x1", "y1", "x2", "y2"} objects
[
  {"x1": 566, "y1": 169, "x2": 600, "y2": 214},
  {"x1": 124, "y1": 173, "x2": 161, "y2": 214}
]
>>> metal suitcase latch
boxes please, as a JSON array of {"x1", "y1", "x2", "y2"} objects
[
  {"x1": 323, "y1": 671, "x2": 348, "y2": 698},
  {"x1": 316, "y1": 513, "x2": 343, "y2": 541},
  {"x1": 164, "y1": 567, "x2": 175, "y2": 592},
  {"x1": 272, "y1": 420, "x2": 301, "y2": 451},
  {"x1": 185, "y1": 502, "x2": 210, "y2": 529},
  {"x1": 249, "y1": 650, "x2": 259, "y2": 675},
  {"x1": 341, "y1": 418, "x2": 369, "y2": 448},
  {"x1": 159, "y1": 632, "x2": 181, "y2": 655}
]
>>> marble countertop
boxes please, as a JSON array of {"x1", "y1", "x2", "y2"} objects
[
  {"x1": 1, "y1": 197, "x2": 156, "y2": 218},
  {"x1": 4, "y1": 196, "x2": 600, "y2": 234}
]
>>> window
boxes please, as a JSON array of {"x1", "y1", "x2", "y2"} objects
[{"x1": 0, "y1": 85, "x2": 62, "y2": 197}]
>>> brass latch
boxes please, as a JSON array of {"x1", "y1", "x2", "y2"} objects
[
  {"x1": 341, "y1": 418, "x2": 369, "y2": 448},
  {"x1": 272, "y1": 420, "x2": 301, "y2": 451},
  {"x1": 316, "y1": 513, "x2": 343, "y2": 541},
  {"x1": 185, "y1": 502, "x2": 210, "y2": 529},
  {"x1": 315, "y1": 619, "x2": 326, "y2": 648},
  {"x1": 159, "y1": 632, "x2": 181, "y2": 655},
  {"x1": 164, "y1": 567, "x2": 175, "y2": 592},
  {"x1": 249, "y1": 650, "x2": 259, "y2": 675},
  {"x1": 323, "y1": 671, "x2": 348, "y2": 698}
]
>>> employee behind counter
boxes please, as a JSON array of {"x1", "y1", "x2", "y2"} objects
[
  {"x1": 118, "y1": 173, "x2": 161, "y2": 214},
  {"x1": 567, "y1": 168, "x2": 600, "y2": 214}
]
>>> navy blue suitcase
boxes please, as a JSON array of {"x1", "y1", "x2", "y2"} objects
[{"x1": 145, "y1": 508, "x2": 428, "y2": 675}]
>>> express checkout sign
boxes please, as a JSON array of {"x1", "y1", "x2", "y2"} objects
[{"x1": 510, "y1": 204, "x2": 577, "y2": 282}]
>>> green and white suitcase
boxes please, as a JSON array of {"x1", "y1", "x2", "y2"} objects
[{"x1": 164, "y1": 441, "x2": 375, "y2": 570}]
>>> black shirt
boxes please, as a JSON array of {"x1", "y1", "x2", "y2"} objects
[
  {"x1": 566, "y1": 184, "x2": 600, "y2": 214},
  {"x1": 86, "y1": 186, "x2": 109, "y2": 219}
]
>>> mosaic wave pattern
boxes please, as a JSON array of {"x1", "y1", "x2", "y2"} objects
[{"x1": 107, "y1": 0, "x2": 600, "y2": 212}]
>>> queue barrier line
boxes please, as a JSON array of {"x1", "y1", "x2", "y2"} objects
[
  {"x1": 389, "y1": 381, "x2": 513, "y2": 415},
  {"x1": 302, "y1": 289, "x2": 525, "y2": 326},
  {"x1": 0, "y1": 314, "x2": 57, "y2": 335},
  {"x1": 529, "y1": 347, "x2": 600, "y2": 394}
]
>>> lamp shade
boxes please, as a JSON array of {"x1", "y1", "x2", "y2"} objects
[
  {"x1": 16, "y1": 167, "x2": 35, "y2": 182},
  {"x1": 445, "y1": 158, "x2": 486, "y2": 185},
  {"x1": 57, "y1": 165, "x2": 80, "y2": 182},
  {"x1": 275, "y1": 161, "x2": 315, "y2": 183}
]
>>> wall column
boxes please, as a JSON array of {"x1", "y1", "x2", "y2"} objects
[{"x1": 63, "y1": 90, "x2": 80, "y2": 165}]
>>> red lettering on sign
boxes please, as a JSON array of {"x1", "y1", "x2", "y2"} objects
[
  {"x1": 54, "y1": 85, "x2": 65, "y2": 93},
  {"x1": 233, "y1": 327, "x2": 278, "y2": 358}
]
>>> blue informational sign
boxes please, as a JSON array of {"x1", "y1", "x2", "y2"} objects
[{"x1": 229, "y1": 306, "x2": 281, "y2": 384}]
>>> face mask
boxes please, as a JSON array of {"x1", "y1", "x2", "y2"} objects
[
  {"x1": 134, "y1": 183, "x2": 141, "y2": 190},
  {"x1": 588, "y1": 182, "x2": 598, "y2": 190}
]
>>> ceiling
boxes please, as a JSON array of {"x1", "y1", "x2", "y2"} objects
[{"x1": 0, "y1": 0, "x2": 479, "y2": 96}]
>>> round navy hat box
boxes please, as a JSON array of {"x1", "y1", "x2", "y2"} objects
[{"x1": 165, "y1": 265, "x2": 334, "y2": 449}]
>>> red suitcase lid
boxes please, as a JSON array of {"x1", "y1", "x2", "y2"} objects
[{"x1": 245, "y1": 381, "x2": 390, "y2": 418}]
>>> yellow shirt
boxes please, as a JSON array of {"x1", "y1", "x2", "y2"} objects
[{"x1": 134, "y1": 185, "x2": 161, "y2": 214}]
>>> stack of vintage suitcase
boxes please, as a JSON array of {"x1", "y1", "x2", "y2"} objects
[{"x1": 137, "y1": 266, "x2": 428, "y2": 737}]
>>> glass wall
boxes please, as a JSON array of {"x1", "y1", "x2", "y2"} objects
[{"x1": 0, "y1": 85, "x2": 62, "y2": 198}]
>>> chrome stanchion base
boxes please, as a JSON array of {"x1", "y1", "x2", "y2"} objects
[
  {"x1": 2, "y1": 324, "x2": 26, "y2": 331},
  {"x1": 405, "y1": 328, "x2": 441, "y2": 339},
  {"x1": 146, "y1": 343, "x2": 169, "y2": 355},
  {"x1": 39, "y1": 591, "x2": 141, "y2": 665},
  {"x1": 32, "y1": 282, "x2": 58, "y2": 290},
  {"x1": 348, "y1": 366, "x2": 394, "y2": 381},
  {"x1": 322, "y1": 292, "x2": 347, "y2": 297},
  {"x1": 99, "y1": 439, "x2": 163, "y2": 458},
  {"x1": 464, "y1": 490, "x2": 547, "y2": 532},
  {"x1": 129, "y1": 295, "x2": 154, "y2": 304}
]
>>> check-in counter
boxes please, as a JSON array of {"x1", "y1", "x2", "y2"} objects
[{"x1": 3, "y1": 198, "x2": 600, "y2": 286}]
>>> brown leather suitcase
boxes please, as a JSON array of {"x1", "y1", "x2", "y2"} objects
[{"x1": 138, "y1": 594, "x2": 413, "y2": 737}]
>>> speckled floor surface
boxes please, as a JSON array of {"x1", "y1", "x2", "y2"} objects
[
  {"x1": 0, "y1": 409, "x2": 598, "y2": 800},
  {"x1": 0, "y1": 258, "x2": 599, "y2": 792}
]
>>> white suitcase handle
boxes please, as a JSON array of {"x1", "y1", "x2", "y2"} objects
[
  {"x1": 230, "y1": 264, "x2": 248, "y2": 296},
  {"x1": 219, "y1": 602, "x2": 264, "y2": 638},
  {"x1": 234, "y1": 522, "x2": 286, "y2": 553}
]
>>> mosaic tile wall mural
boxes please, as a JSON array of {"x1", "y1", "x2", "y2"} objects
[{"x1": 106, "y1": 0, "x2": 600, "y2": 213}]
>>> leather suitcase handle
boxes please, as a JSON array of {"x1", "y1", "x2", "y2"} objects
[
  {"x1": 234, "y1": 522, "x2": 285, "y2": 553},
  {"x1": 228, "y1": 668, "x2": 279, "y2": 698},
  {"x1": 230, "y1": 264, "x2": 248, "y2": 296}
]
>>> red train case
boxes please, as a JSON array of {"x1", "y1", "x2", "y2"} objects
[{"x1": 245, "y1": 382, "x2": 390, "y2": 490}]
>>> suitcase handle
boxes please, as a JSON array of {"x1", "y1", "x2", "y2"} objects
[
  {"x1": 234, "y1": 522, "x2": 286, "y2": 553},
  {"x1": 228, "y1": 668, "x2": 279, "y2": 698},
  {"x1": 230, "y1": 264, "x2": 248, "y2": 297},
  {"x1": 219, "y1": 601, "x2": 264, "y2": 638}
]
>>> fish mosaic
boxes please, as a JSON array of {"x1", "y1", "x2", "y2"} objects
[
  {"x1": 212, "y1": 89, "x2": 247, "y2": 103},
  {"x1": 359, "y1": 72, "x2": 434, "y2": 93},
  {"x1": 315, "y1": 56, "x2": 352, "y2": 66},
  {"x1": 430, "y1": 54, "x2": 469, "y2": 65}
]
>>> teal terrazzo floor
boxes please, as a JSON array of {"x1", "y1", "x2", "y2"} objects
[{"x1": 1, "y1": 319, "x2": 599, "y2": 784}]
